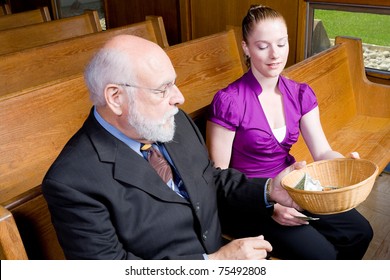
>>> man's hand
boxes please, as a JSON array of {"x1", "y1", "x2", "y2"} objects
[
  {"x1": 272, "y1": 204, "x2": 309, "y2": 226},
  {"x1": 208, "y1": 235, "x2": 272, "y2": 260},
  {"x1": 269, "y1": 161, "x2": 306, "y2": 210}
]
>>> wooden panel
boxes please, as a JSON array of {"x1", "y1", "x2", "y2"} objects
[
  {"x1": 104, "y1": 0, "x2": 181, "y2": 45},
  {"x1": 6, "y1": 0, "x2": 57, "y2": 19},
  {"x1": 189, "y1": 0, "x2": 299, "y2": 66}
]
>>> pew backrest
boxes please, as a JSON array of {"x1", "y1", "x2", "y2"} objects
[
  {"x1": 0, "y1": 16, "x2": 168, "y2": 99},
  {"x1": 167, "y1": 28, "x2": 246, "y2": 120},
  {"x1": 0, "y1": 75, "x2": 92, "y2": 206},
  {"x1": 0, "y1": 10, "x2": 102, "y2": 55},
  {"x1": 0, "y1": 6, "x2": 50, "y2": 31},
  {"x1": 0, "y1": 4, "x2": 11, "y2": 16}
]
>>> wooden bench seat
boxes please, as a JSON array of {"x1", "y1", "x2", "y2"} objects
[
  {"x1": 0, "y1": 16, "x2": 168, "y2": 99},
  {"x1": 0, "y1": 6, "x2": 51, "y2": 31},
  {"x1": 284, "y1": 36, "x2": 390, "y2": 172},
  {"x1": 0, "y1": 10, "x2": 102, "y2": 55}
]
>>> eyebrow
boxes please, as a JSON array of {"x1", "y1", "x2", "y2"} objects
[
  {"x1": 159, "y1": 77, "x2": 177, "y2": 88},
  {"x1": 254, "y1": 36, "x2": 289, "y2": 44}
]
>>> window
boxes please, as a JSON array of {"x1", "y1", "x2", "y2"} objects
[
  {"x1": 53, "y1": 0, "x2": 106, "y2": 30},
  {"x1": 306, "y1": 2, "x2": 390, "y2": 75}
]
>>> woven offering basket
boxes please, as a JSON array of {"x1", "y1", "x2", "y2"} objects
[{"x1": 281, "y1": 159, "x2": 378, "y2": 214}]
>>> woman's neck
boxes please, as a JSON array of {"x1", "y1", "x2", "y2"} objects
[{"x1": 252, "y1": 69, "x2": 279, "y2": 93}]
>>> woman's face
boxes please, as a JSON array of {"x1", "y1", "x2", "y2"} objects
[{"x1": 242, "y1": 17, "x2": 289, "y2": 79}]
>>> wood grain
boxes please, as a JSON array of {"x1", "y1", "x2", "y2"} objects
[
  {"x1": 0, "y1": 10, "x2": 102, "y2": 55},
  {"x1": 0, "y1": 6, "x2": 50, "y2": 31},
  {"x1": 0, "y1": 16, "x2": 167, "y2": 98}
]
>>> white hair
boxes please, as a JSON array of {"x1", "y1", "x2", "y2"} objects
[{"x1": 84, "y1": 48, "x2": 135, "y2": 106}]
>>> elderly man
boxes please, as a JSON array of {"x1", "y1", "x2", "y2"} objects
[{"x1": 42, "y1": 35, "x2": 302, "y2": 260}]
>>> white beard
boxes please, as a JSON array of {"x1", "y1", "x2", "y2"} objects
[{"x1": 127, "y1": 101, "x2": 178, "y2": 143}]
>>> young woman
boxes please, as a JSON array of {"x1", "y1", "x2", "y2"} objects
[{"x1": 207, "y1": 5, "x2": 372, "y2": 259}]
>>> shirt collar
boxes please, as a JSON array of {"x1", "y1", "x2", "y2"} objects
[
  {"x1": 93, "y1": 107, "x2": 143, "y2": 156},
  {"x1": 245, "y1": 68, "x2": 288, "y2": 96}
]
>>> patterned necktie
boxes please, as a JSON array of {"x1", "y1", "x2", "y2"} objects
[
  {"x1": 141, "y1": 144, "x2": 173, "y2": 184},
  {"x1": 141, "y1": 143, "x2": 189, "y2": 200}
]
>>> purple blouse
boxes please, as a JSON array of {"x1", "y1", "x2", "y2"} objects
[{"x1": 208, "y1": 69, "x2": 318, "y2": 178}]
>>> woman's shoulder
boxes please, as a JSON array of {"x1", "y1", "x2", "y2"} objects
[
  {"x1": 214, "y1": 76, "x2": 246, "y2": 103},
  {"x1": 280, "y1": 75, "x2": 315, "y2": 95},
  {"x1": 217, "y1": 71, "x2": 256, "y2": 97},
  {"x1": 280, "y1": 75, "x2": 309, "y2": 89}
]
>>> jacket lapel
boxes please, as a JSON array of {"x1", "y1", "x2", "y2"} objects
[
  {"x1": 86, "y1": 111, "x2": 188, "y2": 204},
  {"x1": 164, "y1": 118, "x2": 202, "y2": 205}
]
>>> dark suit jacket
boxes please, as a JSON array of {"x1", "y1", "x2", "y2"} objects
[{"x1": 42, "y1": 108, "x2": 269, "y2": 259}]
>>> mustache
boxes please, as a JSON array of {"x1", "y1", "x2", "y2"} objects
[{"x1": 162, "y1": 107, "x2": 179, "y2": 122}]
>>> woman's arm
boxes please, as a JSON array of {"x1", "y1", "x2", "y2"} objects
[
  {"x1": 300, "y1": 106, "x2": 344, "y2": 161},
  {"x1": 206, "y1": 121, "x2": 236, "y2": 168}
]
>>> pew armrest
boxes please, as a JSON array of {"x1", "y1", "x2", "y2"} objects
[
  {"x1": 335, "y1": 36, "x2": 390, "y2": 118},
  {"x1": 0, "y1": 206, "x2": 28, "y2": 259}
]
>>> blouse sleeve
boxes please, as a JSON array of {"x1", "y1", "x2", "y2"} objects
[
  {"x1": 299, "y1": 83, "x2": 318, "y2": 116},
  {"x1": 208, "y1": 87, "x2": 241, "y2": 131}
]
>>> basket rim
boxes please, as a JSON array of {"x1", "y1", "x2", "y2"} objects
[{"x1": 281, "y1": 158, "x2": 379, "y2": 194}]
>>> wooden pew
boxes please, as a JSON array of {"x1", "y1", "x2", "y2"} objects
[
  {"x1": 0, "y1": 16, "x2": 168, "y2": 99},
  {"x1": 0, "y1": 10, "x2": 102, "y2": 55},
  {"x1": 0, "y1": 4, "x2": 11, "y2": 16},
  {"x1": 0, "y1": 6, "x2": 51, "y2": 31},
  {"x1": 284, "y1": 36, "x2": 390, "y2": 173},
  {"x1": 0, "y1": 28, "x2": 245, "y2": 259}
]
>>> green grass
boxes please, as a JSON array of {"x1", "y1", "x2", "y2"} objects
[{"x1": 315, "y1": 9, "x2": 390, "y2": 46}]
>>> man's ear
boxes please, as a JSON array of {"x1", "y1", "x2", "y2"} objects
[{"x1": 104, "y1": 84, "x2": 124, "y2": 116}]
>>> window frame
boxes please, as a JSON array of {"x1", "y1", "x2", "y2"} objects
[{"x1": 305, "y1": 2, "x2": 390, "y2": 78}]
